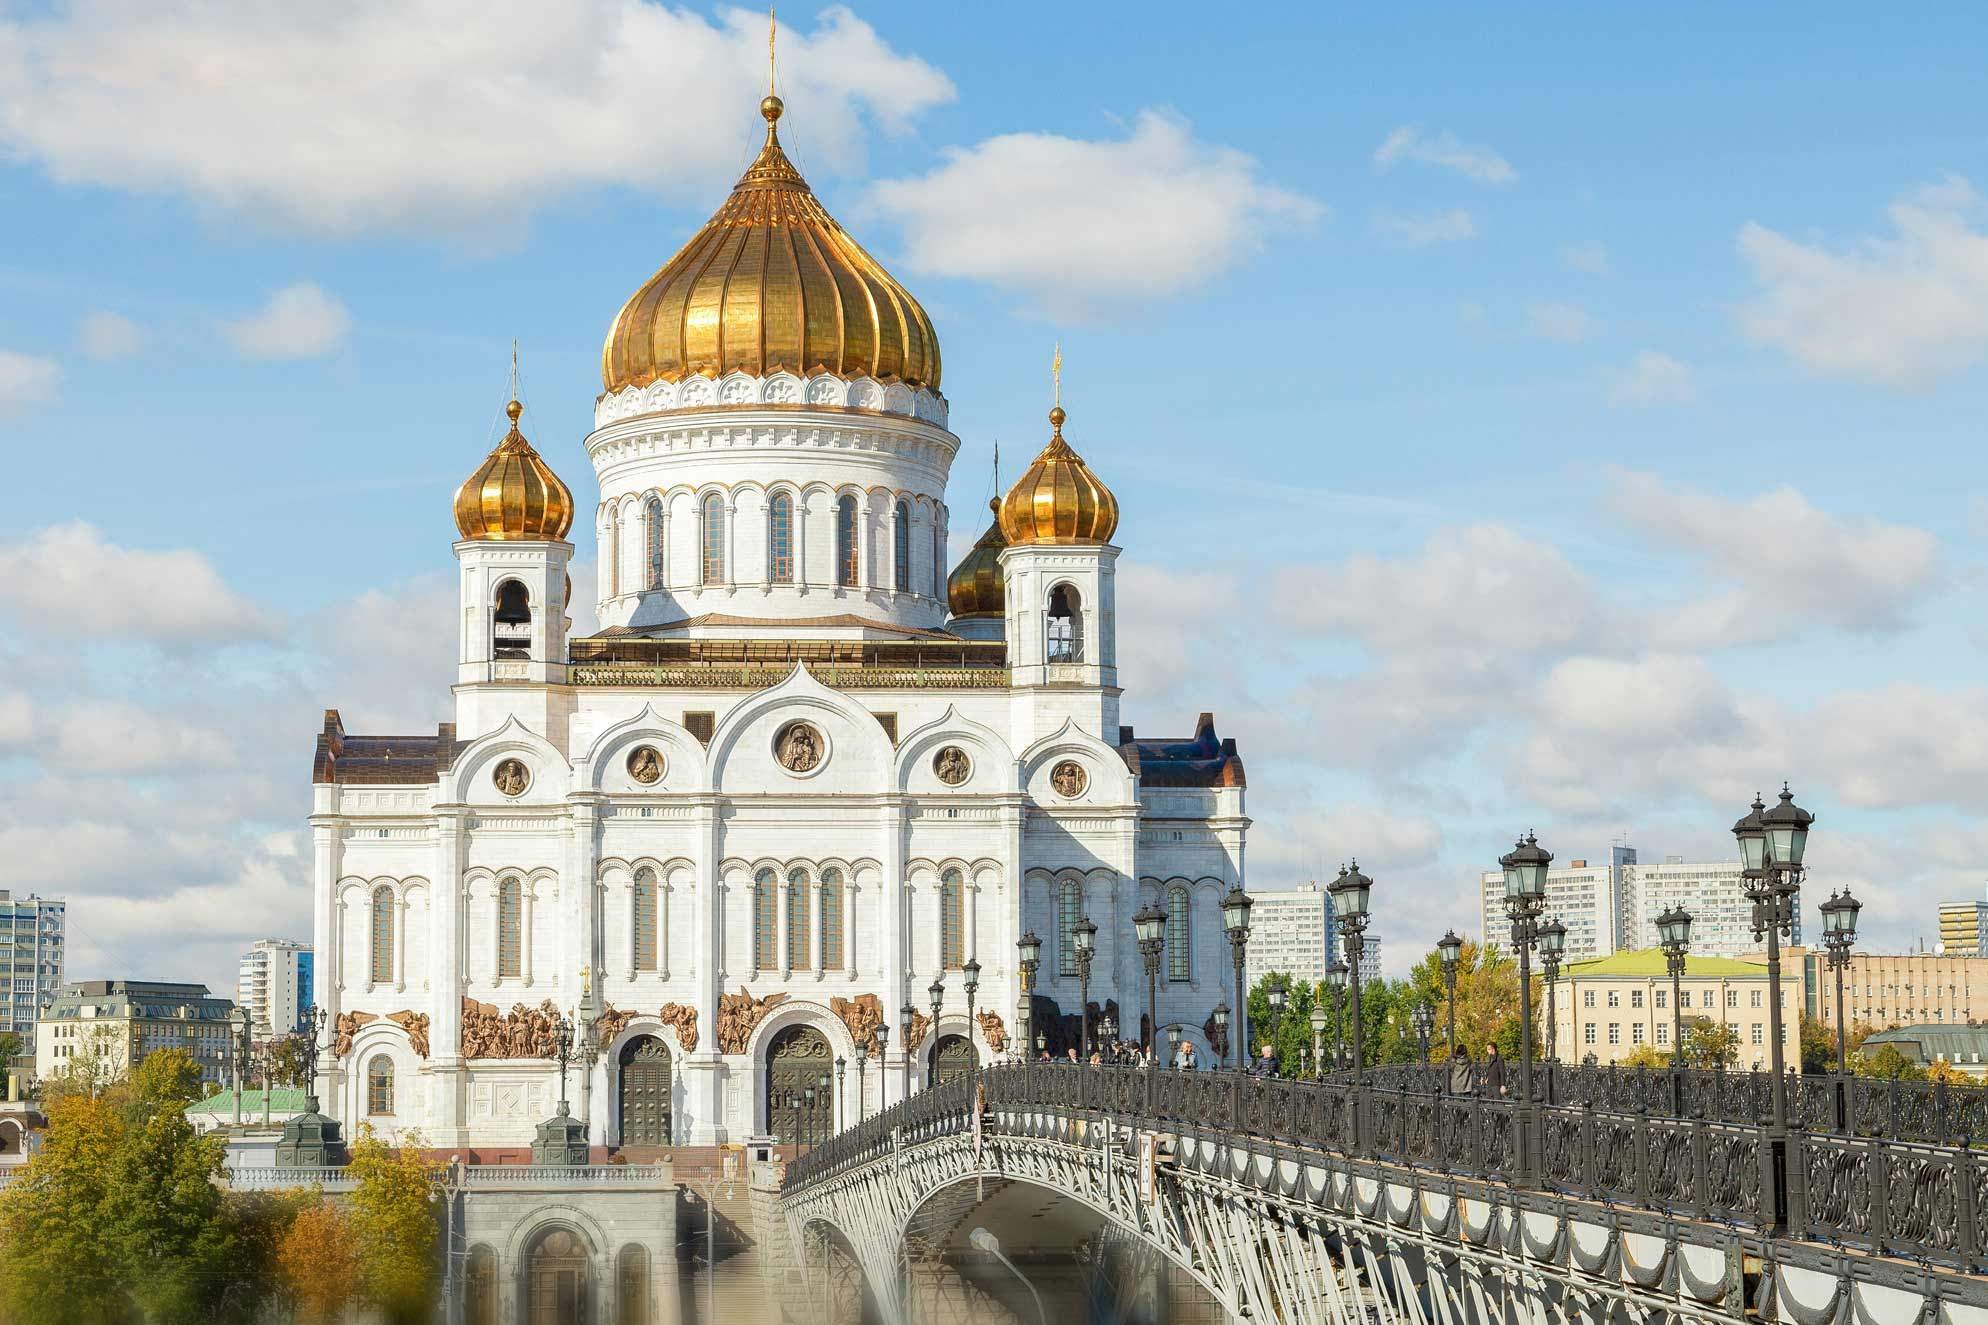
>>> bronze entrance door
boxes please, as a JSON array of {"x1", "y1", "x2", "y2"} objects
[
  {"x1": 764, "y1": 1024, "x2": 833, "y2": 1146},
  {"x1": 931, "y1": 1033, "x2": 977, "y2": 1086},
  {"x1": 619, "y1": 1037, "x2": 671, "y2": 1147},
  {"x1": 526, "y1": 1227, "x2": 589, "y2": 1325}
]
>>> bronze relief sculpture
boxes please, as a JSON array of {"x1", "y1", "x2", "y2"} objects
[
  {"x1": 492, "y1": 758, "x2": 530, "y2": 797},
  {"x1": 626, "y1": 745, "x2": 664, "y2": 785},
  {"x1": 1050, "y1": 759, "x2": 1087, "y2": 798},
  {"x1": 717, "y1": 986, "x2": 788, "y2": 1054},
  {"x1": 933, "y1": 745, "x2": 971, "y2": 786},
  {"x1": 775, "y1": 721, "x2": 824, "y2": 773},
  {"x1": 831, "y1": 993, "x2": 886, "y2": 1052}
]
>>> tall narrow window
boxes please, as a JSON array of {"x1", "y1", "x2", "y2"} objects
[
  {"x1": 836, "y1": 495, "x2": 858, "y2": 587},
  {"x1": 940, "y1": 869, "x2": 965, "y2": 970},
  {"x1": 1058, "y1": 880, "x2": 1083, "y2": 976},
  {"x1": 754, "y1": 869, "x2": 778, "y2": 970},
  {"x1": 767, "y1": 493, "x2": 794, "y2": 583},
  {"x1": 893, "y1": 500, "x2": 912, "y2": 591},
  {"x1": 370, "y1": 886, "x2": 394, "y2": 984},
  {"x1": 1047, "y1": 585, "x2": 1082, "y2": 663},
  {"x1": 645, "y1": 497, "x2": 665, "y2": 588},
  {"x1": 1167, "y1": 885, "x2": 1191, "y2": 981},
  {"x1": 931, "y1": 520, "x2": 943, "y2": 598},
  {"x1": 786, "y1": 868, "x2": 811, "y2": 970},
  {"x1": 618, "y1": 1244, "x2": 652, "y2": 1325},
  {"x1": 607, "y1": 510, "x2": 621, "y2": 597},
  {"x1": 820, "y1": 868, "x2": 845, "y2": 972},
  {"x1": 632, "y1": 867, "x2": 658, "y2": 972},
  {"x1": 497, "y1": 876, "x2": 522, "y2": 979},
  {"x1": 701, "y1": 494, "x2": 725, "y2": 584},
  {"x1": 367, "y1": 1055, "x2": 394, "y2": 1114}
]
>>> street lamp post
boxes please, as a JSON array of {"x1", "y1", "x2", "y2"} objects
[
  {"x1": 963, "y1": 958, "x2": 981, "y2": 1063},
  {"x1": 1412, "y1": 1001, "x2": 1435, "y2": 1068},
  {"x1": 1266, "y1": 975, "x2": 1288, "y2": 1070},
  {"x1": 856, "y1": 1046, "x2": 869, "y2": 1123},
  {"x1": 1539, "y1": 917, "x2": 1567, "y2": 1066},
  {"x1": 1326, "y1": 962, "x2": 1347, "y2": 1071},
  {"x1": 834, "y1": 1056, "x2": 846, "y2": 1133},
  {"x1": 1309, "y1": 1001, "x2": 1329, "y2": 1079},
  {"x1": 1499, "y1": 832, "x2": 1552, "y2": 1188},
  {"x1": 1017, "y1": 931, "x2": 1041, "y2": 1069},
  {"x1": 1330, "y1": 862, "x2": 1374, "y2": 1152},
  {"x1": 1211, "y1": 1002, "x2": 1230, "y2": 1066},
  {"x1": 1167, "y1": 1024, "x2": 1183, "y2": 1069},
  {"x1": 1221, "y1": 887, "x2": 1253, "y2": 1069},
  {"x1": 1074, "y1": 917, "x2": 1098, "y2": 1061},
  {"x1": 1737, "y1": 786, "x2": 1813, "y2": 1230},
  {"x1": 1657, "y1": 906, "x2": 1693, "y2": 1070},
  {"x1": 1134, "y1": 903, "x2": 1168, "y2": 1078},
  {"x1": 1819, "y1": 888, "x2": 1861, "y2": 1131},
  {"x1": 899, "y1": 1002, "x2": 916, "y2": 1098},
  {"x1": 230, "y1": 1007, "x2": 251, "y2": 1128},
  {"x1": 875, "y1": 1025, "x2": 891, "y2": 1111},
  {"x1": 1438, "y1": 930, "x2": 1463, "y2": 1067}
]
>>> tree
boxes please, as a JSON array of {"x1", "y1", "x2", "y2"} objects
[
  {"x1": 1798, "y1": 1016, "x2": 1836, "y2": 1074},
  {"x1": 1926, "y1": 1058, "x2": 1968, "y2": 1086},
  {"x1": 280, "y1": 1200, "x2": 361, "y2": 1324},
  {"x1": 1618, "y1": 1043, "x2": 1671, "y2": 1070},
  {"x1": 0, "y1": 1092, "x2": 130, "y2": 1325},
  {"x1": 1682, "y1": 1017, "x2": 1739, "y2": 1069},
  {"x1": 347, "y1": 1130, "x2": 442, "y2": 1324},
  {"x1": 40, "y1": 1023, "x2": 129, "y2": 1105},
  {"x1": 1399, "y1": 938, "x2": 1521, "y2": 1064},
  {"x1": 1852, "y1": 1043, "x2": 1926, "y2": 1081},
  {"x1": 1246, "y1": 972, "x2": 1319, "y2": 1076},
  {"x1": 0, "y1": 1031, "x2": 21, "y2": 1080}
]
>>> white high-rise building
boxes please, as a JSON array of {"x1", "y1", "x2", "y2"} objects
[
  {"x1": 0, "y1": 892, "x2": 65, "y2": 1054},
  {"x1": 1480, "y1": 852, "x2": 1621, "y2": 960},
  {"x1": 237, "y1": 939, "x2": 312, "y2": 1038},
  {"x1": 1243, "y1": 883, "x2": 1336, "y2": 990}
]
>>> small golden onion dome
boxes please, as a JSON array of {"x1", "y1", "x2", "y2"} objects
[
  {"x1": 998, "y1": 407, "x2": 1120, "y2": 545},
  {"x1": 947, "y1": 498, "x2": 1008, "y2": 618},
  {"x1": 453, "y1": 400, "x2": 575, "y2": 541},
  {"x1": 600, "y1": 95, "x2": 942, "y2": 394}
]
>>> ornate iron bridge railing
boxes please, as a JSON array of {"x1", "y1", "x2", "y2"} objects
[{"x1": 786, "y1": 1062, "x2": 1988, "y2": 1274}]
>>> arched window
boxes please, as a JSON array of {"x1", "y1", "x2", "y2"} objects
[
  {"x1": 493, "y1": 579, "x2": 531, "y2": 659},
  {"x1": 753, "y1": 869, "x2": 777, "y2": 970},
  {"x1": 606, "y1": 509, "x2": 621, "y2": 598},
  {"x1": 632, "y1": 867, "x2": 658, "y2": 972},
  {"x1": 1047, "y1": 584, "x2": 1082, "y2": 663},
  {"x1": 820, "y1": 868, "x2": 845, "y2": 972},
  {"x1": 618, "y1": 1244, "x2": 652, "y2": 1325},
  {"x1": 786, "y1": 867, "x2": 811, "y2": 970},
  {"x1": 366, "y1": 1054, "x2": 394, "y2": 1115},
  {"x1": 645, "y1": 497, "x2": 665, "y2": 588},
  {"x1": 498, "y1": 876, "x2": 523, "y2": 979},
  {"x1": 1167, "y1": 885, "x2": 1191, "y2": 982},
  {"x1": 700, "y1": 493, "x2": 725, "y2": 584},
  {"x1": 370, "y1": 885, "x2": 394, "y2": 984},
  {"x1": 466, "y1": 1246, "x2": 498, "y2": 1325},
  {"x1": 835, "y1": 495, "x2": 858, "y2": 587},
  {"x1": 893, "y1": 500, "x2": 912, "y2": 591},
  {"x1": 767, "y1": 493, "x2": 794, "y2": 583},
  {"x1": 931, "y1": 518, "x2": 943, "y2": 598},
  {"x1": 1058, "y1": 879, "x2": 1083, "y2": 977},
  {"x1": 940, "y1": 869, "x2": 965, "y2": 970}
]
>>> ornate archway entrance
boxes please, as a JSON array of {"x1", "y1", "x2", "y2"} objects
[
  {"x1": 525, "y1": 1226, "x2": 590, "y2": 1325},
  {"x1": 764, "y1": 1024, "x2": 833, "y2": 1146},
  {"x1": 618, "y1": 1036, "x2": 672, "y2": 1147},
  {"x1": 930, "y1": 1033, "x2": 977, "y2": 1085}
]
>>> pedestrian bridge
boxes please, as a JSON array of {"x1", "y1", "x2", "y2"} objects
[{"x1": 779, "y1": 1064, "x2": 1988, "y2": 1324}]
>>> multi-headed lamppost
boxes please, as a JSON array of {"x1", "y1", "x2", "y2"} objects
[
  {"x1": 1221, "y1": 887, "x2": 1253, "y2": 1068},
  {"x1": 1735, "y1": 785, "x2": 1813, "y2": 1228},
  {"x1": 1134, "y1": 902, "x2": 1168, "y2": 1075},
  {"x1": 1016, "y1": 931, "x2": 1041, "y2": 1067},
  {"x1": 1411, "y1": 1001, "x2": 1436, "y2": 1067},
  {"x1": 1657, "y1": 906, "x2": 1692, "y2": 1067},
  {"x1": 1499, "y1": 832, "x2": 1552, "y2": 1188},
  {"x1": 1326, "y1": 961, "x2": 1348, "y2": 1070},
  {"x1": 1819, "y1": 887, "x2": 1861, "y2": 1130},
  {"x1": 962, "y1": 957, "x2": 981, "y2": 1058},
  {"x1": 1539, "y1": 917, "x2": 1567, "y2": 1063},
  {"x1": 1073, "y1": 917, "x2": 1098, "y2": 1060},
  {"x1": 1330, "y1": 862, "x2": 1374, "y2": 1149},
  {"x1": 1437, "y1": 930, "x2": 1463, "y2": 1063}
]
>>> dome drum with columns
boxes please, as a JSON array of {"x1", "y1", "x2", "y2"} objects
[{"x1": 310, "y1": 90, "x2": 1247, "y2": 1154}]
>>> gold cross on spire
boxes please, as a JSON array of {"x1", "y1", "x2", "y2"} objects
[
  {"x1": 768, "y1": 6, "x2": 778, "y2": 96},
  {"x1": 1052, "y1": 342, "x2": 1062, "y2": 408},
  {"x1": 509, "y1": 339, "x2": 519, "y2": 403}
]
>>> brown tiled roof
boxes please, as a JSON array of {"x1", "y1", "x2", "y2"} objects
[
  {"x1": 588, "y1": 613, "x2": 958, "y2": 640},
  {"x1": 1118, "y1": 712, "x2": 1246, "y2": 789},
  {"x1": 312, "y1": 710, "x2": 457, "y2": 785}
]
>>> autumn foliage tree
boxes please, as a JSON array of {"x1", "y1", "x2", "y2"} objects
[
  {"x1": 280, "y1": 1200, "x2": 362, "y2": 1324},
  {"x1": 347, "y1": 1129, "x2": 443, "y2": 1324}
]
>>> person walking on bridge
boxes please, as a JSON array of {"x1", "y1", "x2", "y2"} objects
[
  {"x1": 1480, "y1": 1044, "x2": 1506, "y2": 1099},
  {"x1": 1448, "y1": 1045, "x2": 1476, "y2": 1096}
]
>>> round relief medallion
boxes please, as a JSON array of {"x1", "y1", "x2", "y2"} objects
[
  {"x1": 932, "y1": 746, "x2": 971, "y2": 786},
  {"x1": 1050, "y1": 760, "x2": 1087, "y2": 799},
  {"x1": 774, "y1": 721, "x2": 826, "y2": 774},
  {"x1": 492, "y1": 758, "x2": 530, "y2": 798},
  {"x1": 626, "y1": 745, "x2": 665, "y2": 785}
]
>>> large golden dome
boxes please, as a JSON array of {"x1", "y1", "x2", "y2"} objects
[
  {"x1": 600, "y1": 96, "x2": 942, "y2": 396},
  {"x1": 999, "y1": 408, "x2": 1120, "y2": 546},
  {"x1": 947, "y1": 499, "x2": 1008, "y2": 619},
  {"x1": 454, "y1": 400, "x2": 575, "y2": 541}
]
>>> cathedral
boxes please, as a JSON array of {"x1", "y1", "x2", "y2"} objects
[{"x1": 310, "y1": 89, "x2": 1248, "y2": 1152}]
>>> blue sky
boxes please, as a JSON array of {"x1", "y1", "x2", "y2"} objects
[{"x1": 3, "y1": 2, "x2": 1987, "y2": 991}]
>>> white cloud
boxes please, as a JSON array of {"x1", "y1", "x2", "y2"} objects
[
  {"x1": 871, "y1": 110, "x2": 1321, "y2": 318},
  {"x1": 1563, "y1": 242, "x2": 1610, "y2": 275},
  {"x1": 1611, "y1": 350, "x2": 1693, "y2": 405},
  {"x1": 1374, "y1": 208, "x2": 1475, "y2": 247},
  {"x1": 0, "y1": 1, "x2": 953, "y2": 236},
  {"x1": 1736, "y1": 176, "x2": 1988, "y2": 386},
  {"x1": 1373, "y1": 126, "x2": 1516, "y2": 185},
  {"x1": 0, "y1": 691, "x2": 34, "y2": 747},
  {"x1": 0, "y1": 350, "x2": 60, "y2": 413},
  {"x1": 50, "y1": 700, "x2": 237, "y2": 774},
  {"x1": 1526, "y1": 300, "x2": 1600, "y2": 342},
  {"x1": 78, "y1": 311, "x2": 143, "y2": 361},
  {"x1": 1609, "y1": 470, "x2": 1942, "y2": 639},
  {"x1": 225, "y1": 282, "x2": 352, "y2": 359},
  {"x1": 0, "y1": 522, "x2": 281, "y2": 642}
]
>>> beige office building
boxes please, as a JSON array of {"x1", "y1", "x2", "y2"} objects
[
  {"x1": 1549, "y1": 950, "x2": 1799, "y2": 1072},
  {"x1": 1805, "y1": 951, "x2": 1988, "y2": 1032}
]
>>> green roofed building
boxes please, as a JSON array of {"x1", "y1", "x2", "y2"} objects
[
  {"x1": 184, "y1": 1086, "x2": 309, "y2": 1135},
  {"x1": 1862, "y1": 1024, "x2": 1988, "y2": 1079},
  {"x1": 1546, "y1": 948, "x2": 1799, "y2": 1072}
]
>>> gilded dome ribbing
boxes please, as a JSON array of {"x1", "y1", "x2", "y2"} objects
[
  {"x1": 454, "y1": 400, "x2": 575, "y2": 541},
  {"x1": 947, "y1": 499, "x2": 1007, "y2": 618},
  {"x1": 998, "y1": 407, "x2": 1120, "y2": 545},
  {"x1": 600, "y1": 96, "x2": 942, "y2": 395}
]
